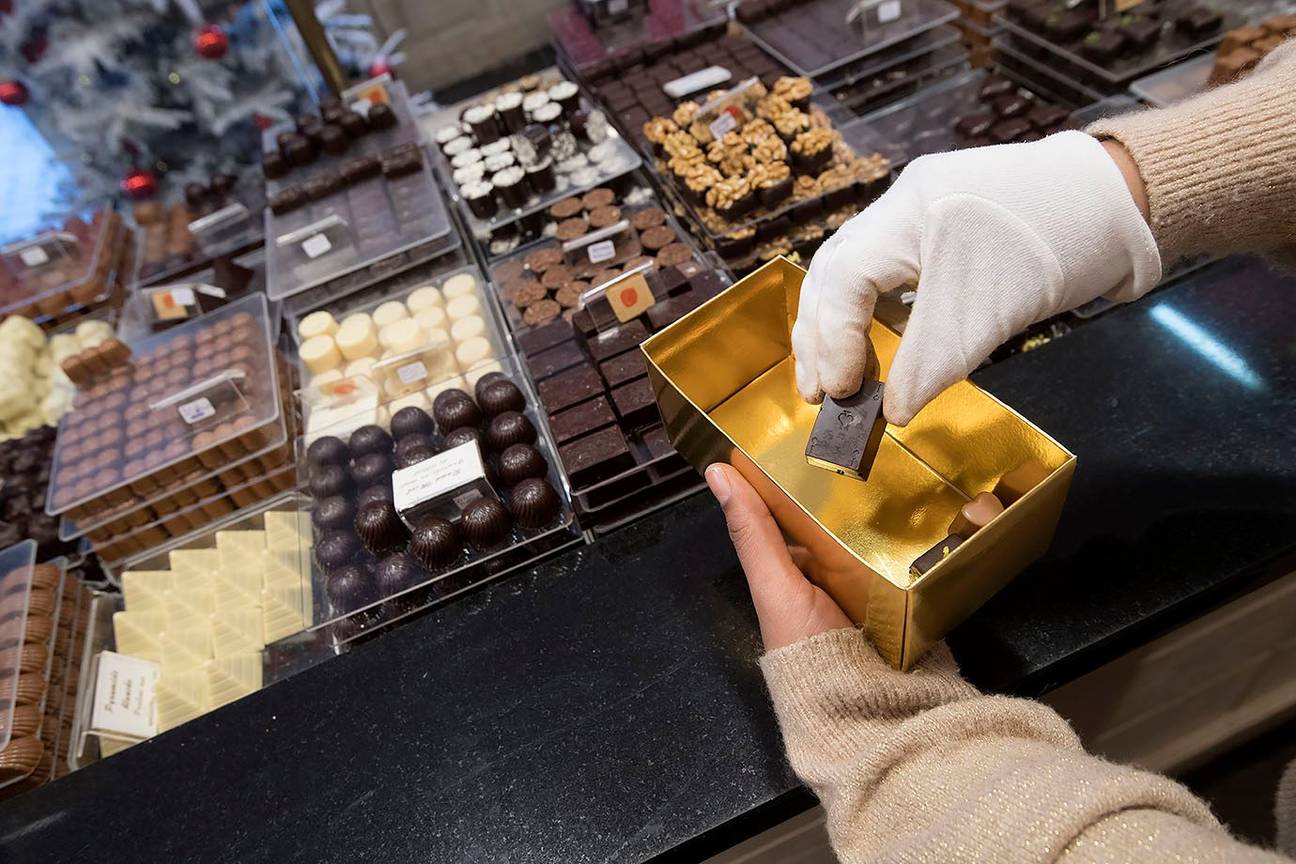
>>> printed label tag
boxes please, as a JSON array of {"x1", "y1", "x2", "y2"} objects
[
  {"x1": 609, "y1": 0, "x2": 629, "y2": 12},
  {"x1": 587, "y1": 239, "x2": 617, "y2": 264},
  {"x1": 178, "y1": 397, "x2": 216, "y2": 424},
  {"x1": 877, "y1": 0, "x2": 902, "y2": 22},
  {"x1": 170, "y1": 287, "x2": 196, "y2": 307},
  {"x1": 302, "y1": 233, "x2": 332, "y2": 259},
  {"x1": 708, "y1": 109, "x2": 738, "y2": 141},
  {"x1": 392, "y1": 440, "x2": 486, "y2": 515},
  {"x1": 606, "y1": 272, "x2": 655, "y2": 322},
  {"x1": 663, "y1": 66, "x2": 733, "y2": 99},
  {"x1": 20, "y1": 246, "x2": 49, "y2": 267},
  {"x1": 396, "y1": 361, "x2": 428, "y2": 385},
  {"x1": 90, "y1": 651, "x2": 159, "y2": 739}
]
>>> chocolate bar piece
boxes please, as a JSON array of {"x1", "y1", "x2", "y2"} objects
[
  {"x1": 529, "y1": 341, "x2": 586, "y2": 380},
  {"x1": 805, "y1": 380, "x2": 886, "y2": 481},
  {"x1": 585, "y1": 320, "x2": 649, "y2": 361},
  {"x1": 609, "y1": 377, "x2": 658, "y2": 428},
  {"x1": 599, "y1": 351, "x2": 646, "y2": 388},
  {"x1": 549, "y1": 396, "x2": 617, "y2": 445},
  {"x1": 910, "y1": 534, "x2": 965, "y2": 577},
  {"x1": 538, "y1": 364, "x2": 605, "y2": 414},
  {"x1": 992, "y1": 459, "x2": 1050, "y2": 505},
  {"x1": 517, "y1": 320, "x2": 575, "y2": 356},
  {"x1": 559, "y1": 425, "x2": 635, "y2": 487},
  {"x1": 948, "y1": 491, "x2": 1004, "y2": 537}
]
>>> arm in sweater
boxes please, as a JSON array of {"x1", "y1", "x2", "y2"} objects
[{"x1": 1089, "y1": 40, "x2": 1296, "y2": 265}]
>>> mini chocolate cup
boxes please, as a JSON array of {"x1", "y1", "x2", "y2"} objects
[
  {"x1": 466, "y1": 190, "x2": 499, "y2": 220},
  {"x1": 525, "y1": 161, "x2": 556, "y2": 194},
  {"x1": 498, "y1": 103, "x2": 526, "y2": 134},
  {"x1": 468, "y1": 112, "x2": 502, "y2": 145},
  {"x1": 497, "y1": 177, "x2": 532, "y2": 210},
  {"x1": 792, "y1": 146, "x2": 832, "y2": 175}
]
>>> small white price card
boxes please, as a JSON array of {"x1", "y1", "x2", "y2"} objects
[
  {"x1": 19, "y1": 246, "x2": 49, "y2": 267},
  {"x1": 178, "y1": 397, "x2": 216, "y2": 424},
  {"x1": 587, "y1": 239, "x2": 617, "y2": 264},
  {"x1": 170, "y1": 287, "x2": 196, "y2": 307},
  {"x1": 877, "y1": 0, "x2": 902, "y2": 22},
  {"x1": 397, "y1": 361, "x2": 428, "y2": 385},
  {"x1": 708, "y1": 110, "x2": 738, "y2": 141},
  {"x1": 91, "y1": 651, "x2": 159, "y2": 739},
  {"x1": 302, "y1": 233, "x2": 332, "y2": 259}
]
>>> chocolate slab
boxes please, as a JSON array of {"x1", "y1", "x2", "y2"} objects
[
  {"x1": 559, "y1": 425, "x2": 635, "y2": 487},
  {"x1": 585, "y1": 320, "x2": 650, "y2": 362},
  {"x1": 599, "y1": 351, "x2": 647, "y2": 389},
  {"x1": 548, "y1": 396, "x2": 617, "y2": 445},
  {"x1": 517, "y1": 320, "x2": 576, "y2": 356},
  {"x1": 538, "y1": 364, "x2": 606, "y2": 414},
  {"x1": 805, "y1": 380, "x2": 886, "y2": 481},
  {"x1": 529, "y1": 341, "x2": 587, "y2": 380},
  {"x1": 609, "y1": 378, "x2": 658, "y2": 428},
  {"x1": 910, "y1": 533, "x2": 965, "y2": 577}
]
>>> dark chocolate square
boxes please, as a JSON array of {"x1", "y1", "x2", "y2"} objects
[
  {"x1": 646, "y1": 290, "x2": 704, "y2": 331},
  {"x1": 609, "y1": 377, "x2": 659, "y2": 428},
  {"x1": 648, "y1": 265, "x2": 689, "y2": 298},
  {"x1": 910, "y1": 534, "x2": 966, "y2": 577},
  {"x1": 518, "y1": 320, "x2": 575, "y2": 356},
  {"x1": 559, "y1": 426, "x2": 635, "y2": 488},
  {"x1": 641, "y1": 425, "x2": 676, "y2": 460},
  {"x1": 598, "y1": 351, "x2": 646, "y2": 388},
  {"x1": 538, "y1": 364, "x2": 606, "y2": 414},
  {"x1": 805, "y1": 380, "x2": 886, "y2": 481},
  {"x1": 585, "y1": 320, "x2": 649, "y2": 362},
  {"x1": 549, "y1": 396, "x2": 617, "y2": 445},
  {"x1": 528, "y1": 341, "x2": 586, "y2": 380}
]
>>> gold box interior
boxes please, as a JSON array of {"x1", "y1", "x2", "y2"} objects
[{"x1": 642, "y1": 257, "x2": 1075, "y2": 668}]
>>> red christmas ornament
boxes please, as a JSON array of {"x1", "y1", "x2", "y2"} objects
[
  {"x1": 0, "y1": 80, "x2": 27, "y2": 106},
  {"x1": 20, "y1": 38, "x2": 47, "y2": 64},
  {"x1": 121, "y1": 169, "x2": 159, "y2": 201},
  {"x1": 368, "y1": 59, "x2": 395, "y2": 79},
  {"x1": 0, "y1": 0, "x2": 13, "y2": 15},
  {"x1": 253, "y1": 113, "x2": 273, "y2": 131},
  {"x1": 195, "y1": 24, "x2": 229, "y2": 60}
]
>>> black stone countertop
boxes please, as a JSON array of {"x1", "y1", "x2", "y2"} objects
[{"x1": 3, "y1": 258, "x2": 1294, "y2": 862}]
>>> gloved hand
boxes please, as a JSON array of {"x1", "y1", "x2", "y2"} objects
[{"x1": 793, "y1": 130, "x2": 1161, "y2": 425}]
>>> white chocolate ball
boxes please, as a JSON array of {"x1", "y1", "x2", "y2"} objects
[
  {"x1": 298, "y1": 310, "x2": 339, "y2": 340},
  {"x1": 372, "y1": 301, "x2": 410, "y2": 328},
  {"x1": 299, "y1": 334, "x2": 341, "y2": 375}
]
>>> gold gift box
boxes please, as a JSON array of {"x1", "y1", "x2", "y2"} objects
[{"x1": 641, "y1": 257, "x2": 1075, "y2": 670}]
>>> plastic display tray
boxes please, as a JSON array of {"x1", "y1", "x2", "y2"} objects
[
  {"x1": 68, "y1": 589, "x2": 119, "y2": 772},
  {"x1": 0, "y1": 210, "x2": 131, "y2": 329},
  {"x1": 825, "y1": 38, "x2": 972, "y2": 115},
  {"x1": 549, "y1": 1, "x2": 729, "y2": 73},
  {"x1": 422, "y1": 76, "x2": 643, "y2": 242},
  {"x1": 46, "y1": 293, "x2": 285, "y2": 524},
  {"x1": 0, "y1": 540, "x2": 37, "y2": 753},
  {"x1": 995, "y1": 1, "x2": 1239, "y2": 90},
  {"x1": 263, "y1": 81, "x2": 455, "y2": 302},
  {"x1": 993, "y1": 38, "x2": 1107, "y2": 107},
  {"x1": 742, "y1": 0, "x2": 961, "y2": 79},
  {"x1": 817, "y1": 23, "x2": 964, "y2": 91},
  {"x1": 133, "y1": 174, "x2": 267, "y2": 289},
  {"x1": 1129, "y1": 51, "x2": 1212, "y2": 107},
  {"x1": 115, "y1": 247, "x2": 267, "y2": 343}
]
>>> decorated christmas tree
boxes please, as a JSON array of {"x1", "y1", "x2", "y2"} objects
[{"x1": 0, "y1": 0, "x2": 401, "y2": 214}]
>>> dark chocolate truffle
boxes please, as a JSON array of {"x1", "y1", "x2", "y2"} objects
[
  {"x1": 312, "y1": 495, "x2": 355, "y2": 533},
  {"x1": 473, "y1": 371, "x2": 510, "y2": 403},
  {"x1": 432, "y1": 389, "x2": 483, "y2": 434},
  {"x1": 354, "y1": 498, "x2": 408, "y2": 555},
  {"x1": 477, "y1": 380, "x2": 526, "y2": 417},
  {"x1": 366, "y1": 102, "x2": 397, "y2": 130},
  {"x1": 374, "y1": 552, "x2": 424, "y2": 597},
  {"x1": 309, "y1": 464, "x2": 352, "y2": 500},
  {"x1": 497, "y1": 443, "x2": 547, "y2": 486},
  {"x1": 326, "y1": 563, "x2": 374, "y2": 611},
  {"x1": 351, "y1": 452, "x2": 394, "y2": 489},
  {"x1": 391, "y1": 406, "x2": 436, "y2": 440},
  {"x1": 395, "y1": 443, "x2": 438, "y2": 469},
  {"x1": 394, "y1": 434, "x2": 435, "y2": 464},
  {"x1": 316, "y1": 530, "x2": 362, "y2": 572},
  {"x1": 461, "y1": 496, "x2": 512, "y2": 549},
  {"x1": 357, "y1": 484, "x2": 394, "y2": 509},
  {"x1": 349, "y1": 424, "x2": 394, "y2": 459},
  {"x1": 442, "y1": 426, "x2": 482, "y2": 451},
  {"x1": 485, "y1": 411, "x2": 537, "y2": 452},
  {"x1": 408, "y1": 516, "x2": 462, "y2": 569},
  {"x1": 308, "y1": 435, "x2": 350, "y2": 467},
  {"x1": 509, "y1": 478, "x2": 561, "y2": 529}
]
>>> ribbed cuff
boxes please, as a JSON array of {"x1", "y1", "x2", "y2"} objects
[
  {"x1": 1088, "y1": 45, "x2": 1296, "y2": 265},
  {"x1": 759, "y1": 629, "x2": 977, "y2": 734}
]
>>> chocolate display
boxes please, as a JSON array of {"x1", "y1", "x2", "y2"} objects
[
  {"x1": 1210, "y1": 16, "x2": 1296, "y2": 84},
  {"x1": 805, "y1": 381, "x2": 887, "y2": 482},
  {"x1": 133, "y1": 173, "x2": 264, "y2": 284}
]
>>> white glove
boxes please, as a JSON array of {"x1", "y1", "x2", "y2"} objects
[{"x1": 793, "y1": 130, "x2": 1161, "y2": 425}]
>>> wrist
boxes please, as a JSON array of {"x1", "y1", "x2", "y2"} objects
[{"x1": 1100, "y1": 138, "x2": 1150, "y2": 222}]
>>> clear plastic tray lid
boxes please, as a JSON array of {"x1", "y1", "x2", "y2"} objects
[
  {"x1": 0, "y1": 539, "x2": 38, "y2": 752},
  {"x1": 0, "y1": 207, "x2": 116, "y2": 316},
  {"x1": 576, "y1": 258, "x2": 659, "y2": 335},
  {"x1": 548, "y1": 0, "x2": 727, "y2": 70},
  {"x1": 46, "y1": 292, "x2": 283, "y2": 517},
  {"x1": 1128, "y1": 52, "x2": 1212, "y2": 108},
  {"x1": 743, "y1": 0, "x2": 960, "y2": 79}
]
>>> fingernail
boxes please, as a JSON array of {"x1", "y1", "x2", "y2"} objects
[{"x1": 705, "y1": 464, "x2": 731, "y2": 506}]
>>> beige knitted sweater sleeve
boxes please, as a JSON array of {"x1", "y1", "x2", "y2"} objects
[
  {"x1": 1088, "y1": 41, "x2": 1296, "y2": 265},
  {"x1": 762, "y1": 630, "x2": 1289, "y2": 862}
]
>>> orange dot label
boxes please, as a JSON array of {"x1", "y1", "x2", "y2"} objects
[{"x1": 620, "y1": 287, "x2": 639, "y2": 306}]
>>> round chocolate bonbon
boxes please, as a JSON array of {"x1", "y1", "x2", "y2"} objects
[
  {"x1": 509, "y1": 478, "x2": 561, "y2": 529},
  {"x1": 357, "y1": 484, "x2": 394, "y2": 509},
  {"x1": 349, "y1": 424, "x2": 394, "y2": 459},
  {"x1": 473, "y1": 372, "x2": 509, "y2": 402},
  {"x1": 442, "y1": 426, "x2": 482, "y2": 451},
  {"x1": 326, "y1": 563, "x2": 374, "y2": 611},
  {"x1": 312, "y1": 496, "x2": 355, "y2": 533},
  {"x1": 354, "y1": 498, "x2": 408, "y2": 555},
  {"x1": 307, "y1": 435, "x2": 349, "y2": 468},
  {"x1": 409, "y1": 516, "x2": 462, "y2": 569},
  {"x1": 477, "y1": 380, "x2": 525, "y2": 417},
  {"x1": 391, "y1": 406, "x2": 436, "y2": 440},
  {"x1": 485, "y1": 411, "x2": 537, "y2": 452},
  {"x1": 316, "y1": 530, "x2": 362, "y2": 573},
  {"x1": 395, "y1": 443, "x2": 438, "y2": 469},
  {"x1": 497, "y1": 444, "x2": 547, "y2": 487},
  {"x1": 309, "y1": 465, "x2": 352, "y2": 500},
  {"x1": 432, "y1": 389, "x2": 483, "y2": 434},
  {"x1": 375, "y1": 552, "x2": 423, "y2": 597},
  {"x1": 394, "y1": 434, "x2": 435, "y2": 464},
  {"x1": 461, "y1": 496, "x2": 512, "y2": 549},
  {"x1": 351, "y1": 452, "x2": 394, "y2": 490}
]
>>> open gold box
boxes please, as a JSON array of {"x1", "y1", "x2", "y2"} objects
[{"x1": 641, "y1": 257, "x2": 1075, "y2": 670}]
